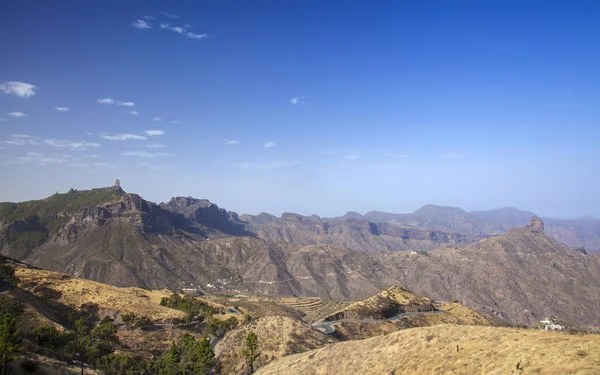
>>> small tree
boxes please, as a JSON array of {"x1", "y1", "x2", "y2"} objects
[
  {"x1": 0, "y1": 315, "x2": 22, "y2": 375},
  {"x1": 121, "y1": 312, "x2": 136, "y2": 327},
  {"x1": 242, "y1": 331, "x2": 259, "y2": 374}
]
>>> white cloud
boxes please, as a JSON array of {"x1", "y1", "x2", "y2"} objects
[
  {"x1": 161, "y1": 23, "x2": 185, "y2": 34},
  {"x1": 93, "y1": 162, "x2": 124, "y2": 170},
  {"x1": 226, "y1": 139, "x2": 239, "y2": 145},
  {"x1": 145, "y1": 143, "x2": 166, "y2": 148},
  {"x1": 132, "y1": 19, "x2": 152, "y2": 29},
  {"x1": 68, "y1": 162, "x2": 91, "y2": 168},
  {"x1": 235, "y1": 161, "x2": 300, "y2": 169},
  {"x1": 100, "y1": 133, "x2": 146, "y2": 141},
  {"x1": 42, "y1": 139, "x2": 101, "y2": 150},
  {"x1": 55, "y1": 107, "x2": 70, "y2": 112},
  {"x1": 97, "y1": 98, "x2": 115, "y2": 105},
  {"x1": 85, "y1": 154, "x2": 99, "y2": 158},
  {"x1": 152, "y1": 117, "x2": 163, "y2": 122},
  {"x1": 187, "y1": 32, "x2": 208, "y2": 39},
  {"x1": 130, "y1": 110, "x2": 140, "y2": 116},
  {"x1": 6, "y1": 152, "x2": 67, "y2": 165},
  {"x1": 160, "y1": 23, "x2": 207, "y2": 40},
  {"x1": 123, "y1": 151, "x2": 175, "y2": 158},
  {"x1": 0, "y1": 81, "x2": 37, "y2": 98},
  {"x1": 289, "y1": 97, "x2": 299, "y2": 104},
  {"x1": 344, "y1": 154, "x2": 360, "y2": 160},
  {"x1": 161, "y1": 11, "x2": 179, "y2": 19},
  {"x1": 264, "y1": 141, "x2": 276, "y2": 148},
  {"x1": 143, "y1": 15, "x2": 155, "y2": 20},
  {"x1": 140, "y1": 162, "x2": 166, "y2": 171},
  {"x1": 7, "y1": 112, "x2": 26, "y2": 118},
  {"x1": 117, "y1": 101, "x2": 135, "y2": 107},
  {"x1": 4, "y1": 134, "x2": 41, "y2": 146},
  {"x1": 171, "y1": 120, "x2": 180, "y2": 124},
  {"x1": 143, "y1": 129, "x2": 164, "y2": 136}
]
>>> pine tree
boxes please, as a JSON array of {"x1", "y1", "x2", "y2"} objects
[
  {"x1": 0, "y1": 315, "x2": 22, "y2": 375},
  {"x1": 242, "y1": 331, "x2": 259, "y2": 374}
]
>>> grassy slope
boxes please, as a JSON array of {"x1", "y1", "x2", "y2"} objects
[
  {"x1": 257, "y1": 324, "x2": 600, "y2": 375},
  {"x1": 320, "y1": 285, "x2": 435, "y2": 321},
  {"x1": 215, "y1": 316, "x2": 336, "y2": 375},
  {"x1": 15, "y1": 265, "x2": 186, "y2": 321}
]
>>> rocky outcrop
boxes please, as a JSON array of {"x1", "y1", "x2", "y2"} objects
[{"x1": 161, "y1": 197, "x2": 249, "y2": 236}]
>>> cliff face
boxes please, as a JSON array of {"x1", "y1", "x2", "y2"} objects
[
  {"x1": 2, "y1": 187, "x2": 600, "y2": 330},
  {"x1": 242, "y1": 213, "x2": 479, "y2": 252}
]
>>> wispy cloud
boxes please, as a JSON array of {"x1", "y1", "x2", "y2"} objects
[
  {"x1": 123, "y1": 151, "x2": 175, "y2": 158},
  {"x1": 186, "y1": 32, "x2": 208, "y2": 39},
  {"x1": 42, "y1": 139, "x2": 101, "y2": 150},
  {"x1": 143, "y1": 15, "x2": 155, "y2": 21},
  {"x1": 140, "y1": 162, "x2": 166, "y2": 171},
  {"x1": 152, "y1": 117, "x2": 163, "y2": 122},
  {"x1": 117, "y1": 101, "x2": 135, "y2": 107},
  {"x1": 143, "y1": 129, "x2": 164, "y2": 136},
  {"x1": 4, "y1": 134, "x2": 41, "y2": 146},
  {"x1": 160, "y1": 23, "x2": 208, "y2": 40},
  {"x1": 99, "y1": 133, "x2": 146, "y2": 141},
  {"x1": 130, "y1": 110, "x2": 140, "y2": 116},
  {"x1": 264, "y1": 141, "x2": 276, "y2": 148},
  {"x1": 0, "y1": 81, "x2": 37, "y2": 98},
  {"x1": 85, "y1": 154, "x2": 99, "y2": 158},
  {"x1": 93, "y1": 162, "x2": 124, "y2": 170},
  {"x1": 132, "y1": 19, "x2": 152, "y2": 29},
  {"x1": 235, "y1": 161, "x2": 300, "y2": 169},
  {"x1": 289, "y1": 97, "x2": 299, "y2": 104},
  {"x1": 344, "y1": 154, "x2": 360, "y2": 160},
  {"x1": 68, "y1": 162, "x2": 91, "y2": 168},
  {"x1": 97, "y1": 98, "x2": 115, "y2": 105},
  {"x1": 161, "y1": 11, "x2": 179, "y2": 19},
  {"x1": 6, "y1": 152, "x2": 67, "y2": 165},
  {"x1": 145, "y1": 143, "x2": 166, "y2": 148},
  {"x1": 7, "y1": 112, "x2": 26, "y2": 118},
  {"x1": 54, "y1": 107, "x2": 69, "y2": 112},
  {"x1": 226, "y1": 139, "x2": 239, "y2": 145},
  {"x1": 161, "y1": 23, "x2": 185, "y2": 34}
]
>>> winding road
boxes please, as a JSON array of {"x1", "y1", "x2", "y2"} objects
[{"x1": 311, "y1": 309, "x2": 446, "y2": 335}]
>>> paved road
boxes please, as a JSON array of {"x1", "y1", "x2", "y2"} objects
[{"x1": 311, "y1": 309, "x2": 446, "y2": 335}]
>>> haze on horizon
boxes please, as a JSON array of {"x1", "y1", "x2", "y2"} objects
[{"x1": 1, "y1": 1, "x2": 599, "y2": 219}]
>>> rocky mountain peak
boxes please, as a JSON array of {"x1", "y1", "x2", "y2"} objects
[{"x1": 528, "y1": 216, "x2": 545, "y2": 233}]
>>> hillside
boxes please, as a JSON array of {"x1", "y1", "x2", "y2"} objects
[
  {"x1": 242, "y1": 212, "x2": 478, "y2": 252},
  {"x1": 215, "y1": 316, "x2": 336, "y2": 375},
  {"x1": 319, "y1": 286, "x2": 436, "y2": 322},
  {"x1": 256, "y1": 324, "x2": 600, "y2": 375},
  {"x1": 2, "y1": 187, "x2": 600, "y2": 330}
]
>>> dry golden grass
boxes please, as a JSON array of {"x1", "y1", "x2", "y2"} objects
[
  {"x1": 332, "y1": 303, "x2": 496, "y2": 340},
  {"x1": 320, "y1": 285, "x2": 434, "y2": 321},
  {"x1": 257, "y1": 324, "x2": 600, "y2": 375},
  {"x1": 15, "y1": 265, "x2": 185, "y2": 321},
  {"x1": 215, "y1": 316, "x2": 336, "y2": 375}
]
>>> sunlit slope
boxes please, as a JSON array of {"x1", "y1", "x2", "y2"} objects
[{"x1": 257, "y1": 324, "x2": 600, "y2": 375}]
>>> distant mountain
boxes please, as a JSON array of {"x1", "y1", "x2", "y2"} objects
[
  {"x1": 470, "y1": 207, "x2": 536, "y2": 231},
  {"x1": 2, "y1": 186, "x2": 600, "y2": 329},
  {"x1": 242, "y1": 212, "x2": 478, "y2": 252}
]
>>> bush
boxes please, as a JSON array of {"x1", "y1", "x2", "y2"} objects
[
  {"x1": 21, "y1": 359, "x2": 39, "y2": 373},
  {"x1": 160, "y1": 292, "x2": 220, "y2": 321},
  {"x1": 134, "y1": 316, "x2": 152, "y2": 328}
]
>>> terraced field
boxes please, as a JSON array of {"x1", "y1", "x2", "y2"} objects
[{"x1": 279, "y1": 297, "x2": 348, "y2": 323}]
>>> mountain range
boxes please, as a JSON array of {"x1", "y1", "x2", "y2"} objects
[{"x1": 1, "y1": 184, "x2": 600, "y2": 331}]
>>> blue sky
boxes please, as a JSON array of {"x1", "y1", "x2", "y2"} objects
[{"x1": 1, "y1": 0, "x2": 599, "y2": 218}]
